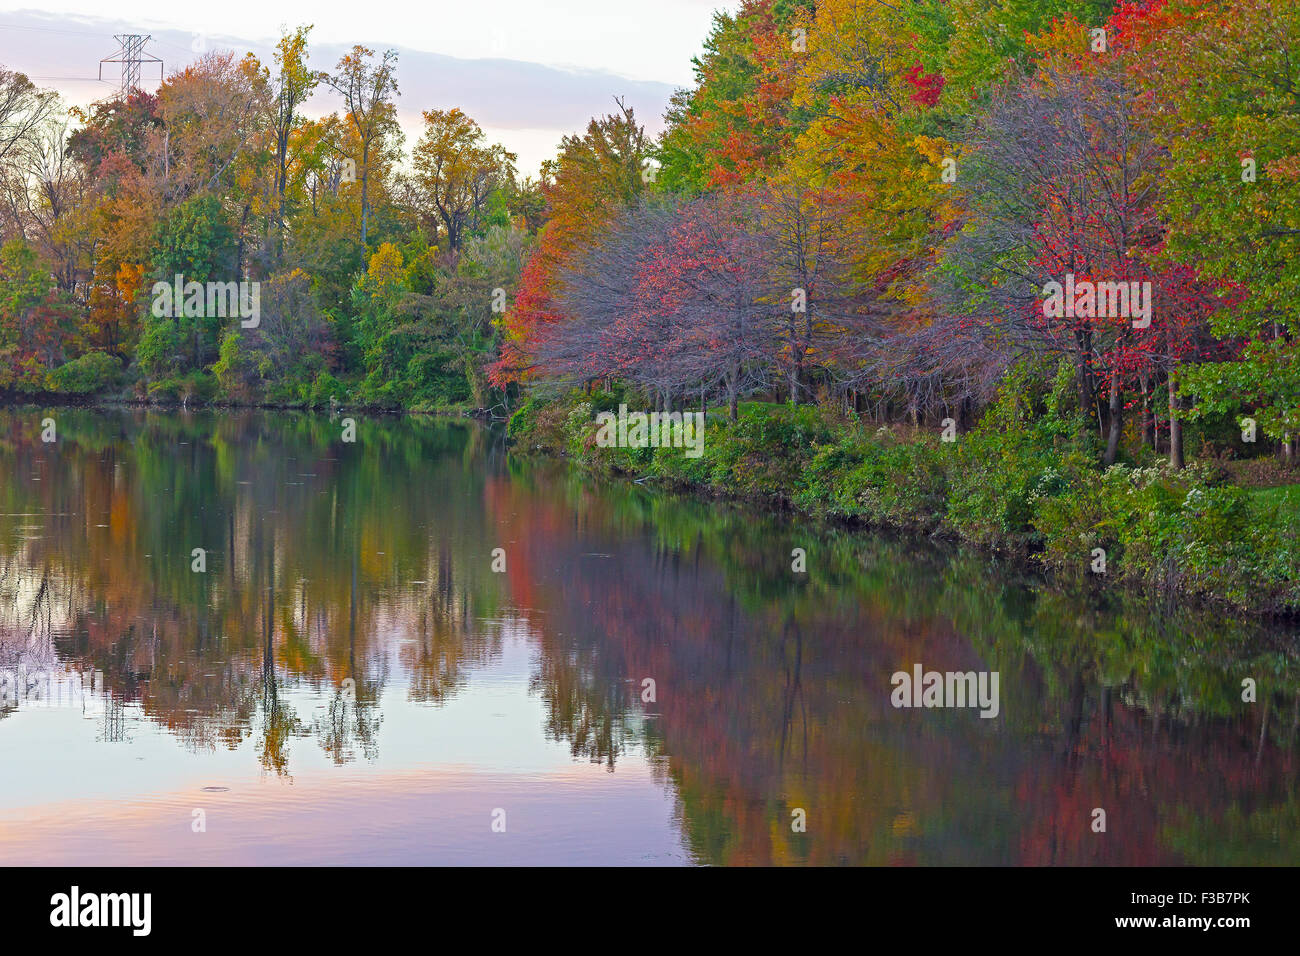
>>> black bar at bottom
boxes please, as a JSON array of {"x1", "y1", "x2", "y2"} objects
[{"x1": 1, "y1": 865, "x2": 1274, "y2": 943}]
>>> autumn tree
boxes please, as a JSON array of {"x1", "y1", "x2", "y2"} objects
[
  {"x1": 492, "y1": 100, "x2": 650, "y2": 388},
  {"x1": 0, "y1": 238, "x2": 75, "y2": 387},
  {"x1": 157, "y1": 52, "x2": 270, "y2": 205},
  {"x1": 656, "y1": 0, "x2": 812, "y2": 193},
  {"x1": 66, "y1": 89, "x2": 161, "y2": 173},
  {"x1": 269, "y1": 25, "x2": 320, "y2": 256},
  {"x1": 634, "y1": 191, "x2": 778, "y2": 418},
  {"x1": 933, "y1": 22, "x2": 1204, "y2": 465},
  {"x1": 325, "y1": 46, "x2": 400, "y2": 247},
  {"x1": 411, "y1": 108, "x2": 516, "y2": 252}
]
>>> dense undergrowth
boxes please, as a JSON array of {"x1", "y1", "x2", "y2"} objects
[{"x1": 509, "y1": 368, "x2": 1300, "y2": 616}]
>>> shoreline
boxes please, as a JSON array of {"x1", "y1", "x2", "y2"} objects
[
  {"x1": 5, "y1": 395, "x2": 1295, "y2": 622},
  {"x1": 505, "y1": 397, "x2": 1300, "y2": 623},
  {"x1": 551, "y1": 450, "x2": 1300, "y2": 624},
  {"x1": 0, "y1": 394, "x2": 496, "y2": 418}
]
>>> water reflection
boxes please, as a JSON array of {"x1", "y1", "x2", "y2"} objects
[{"x1": 0, "y1": 408, "x2": 1297, "y2": 865}]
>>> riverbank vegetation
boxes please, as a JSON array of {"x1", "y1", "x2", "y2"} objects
[
  {"x1": 510, "y1": 368, "x2": 1300, "y2": 613},
  {"x1": 0, "y1": 1, "x2": 1297, "y2": 606}
]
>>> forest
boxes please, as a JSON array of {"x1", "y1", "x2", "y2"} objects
[
  {"x1": 0, "y1": 29, "x2": 535, "y2": 409},
  {"x1": 1, "y1": 0, "x2": 1298, "y2": 608}
]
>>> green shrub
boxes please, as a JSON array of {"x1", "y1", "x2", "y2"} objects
[
  {"x1": 795, "y1": 434, "x2": 948, "y2": 528},
  {"x1": 47, "y1": 352, "x2": 122, "y2": 394},
  {"x1": 508, "y1": 394, "x2": 577, "y2": 453},
  {"x1": 147, "y1": 370, "x2": 217, "y2": 403},
  {"x1": 945, "y1": 364, "x2": 1092, "y2": 548},
  {"x1": 308, "y1": 371, "x2": 345, "y2": 407},
  {"x1": 695, "y1": 403, "x2": 832, "y2": 497}
]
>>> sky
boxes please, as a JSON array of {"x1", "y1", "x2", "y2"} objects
[{"x1": 0, "y1": 0, "x2": 738, "y2": 175}]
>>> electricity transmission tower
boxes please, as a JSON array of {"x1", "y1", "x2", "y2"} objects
[{"x1": 99, "y1": 35, "x2": 164, "y2": 95}]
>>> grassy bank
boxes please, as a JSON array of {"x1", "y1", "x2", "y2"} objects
[{"x1": 508, "y1": 376, "x2": 1300, "y2": 617}]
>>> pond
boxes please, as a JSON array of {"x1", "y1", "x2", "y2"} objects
[{"x1": 0, "y1": 408, "x2": 1296, "y2": 865}]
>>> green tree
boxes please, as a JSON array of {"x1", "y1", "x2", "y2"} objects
[
  {"x1": 139, "y1": 194, "x2": 238, "y2": 379},
  {"x1": 1152, "y1": 0, "x2": 1300, "y2": 462}
]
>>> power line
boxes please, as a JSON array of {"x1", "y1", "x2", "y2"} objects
[
  {"x1": 0, "y1": 19, "x2": 109, "y2": 40},
  {"x1": 156, "y1": 38, "x2": 201, "y2": 55}
]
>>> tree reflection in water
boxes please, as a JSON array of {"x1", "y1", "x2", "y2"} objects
[{"x1": 0, "y1": 408, "x2": 1297, "y2": 864}]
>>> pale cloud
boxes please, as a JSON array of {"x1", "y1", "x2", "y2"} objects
[{"x1": 0, "y1": 2, "x2": 738, "y2": 174}]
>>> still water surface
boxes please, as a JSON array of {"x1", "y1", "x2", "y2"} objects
[{"x1": 1, "y1": 409, "x2": 1297, "y2": 865}]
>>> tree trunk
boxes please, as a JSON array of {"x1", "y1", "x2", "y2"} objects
[
  {"x1": 727, "y1": 364, "x2": 739, "y2": 422},
  {"x1": 361, "y1": 139, "x2": 370, "y2": 247},
  {"x1": 1139, "y1": 373, "x2": 1154, "y2": 447},
  {"x1": 1104, "y1": 372, "x2": 1123, "y2": 465},
  {"x1": 1075, "y1": 350, "x2": 1095, "y2": 437},
  {"x1": 1168, "y1": 373, "x2": 1184, "y2": 469}
]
